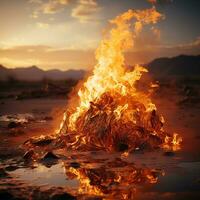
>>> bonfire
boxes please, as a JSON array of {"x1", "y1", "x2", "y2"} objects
[
  {"x1": 20, "y1": 7, "x2": 183, "y2": 199},
  {"x1": 24, "y1": 8, "x2": 182, "y2": 154},
  {"x1": 55, "y1": 7, "x2": 182, "y2": 153}
]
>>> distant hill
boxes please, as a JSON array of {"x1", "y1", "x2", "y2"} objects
[
  {"x1": 0, "y1": 65, "x2": 86, "y2": 81},
  {"x1": 1, "y1": 55, "x2": 199, "y2": 81},
  {"x1": 147, "y1": 55, "x2": 200, "y2": 77}
]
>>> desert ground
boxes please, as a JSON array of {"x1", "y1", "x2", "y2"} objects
[{"x1": 0, "y1": 79, "x2": 200, "y2": 200}]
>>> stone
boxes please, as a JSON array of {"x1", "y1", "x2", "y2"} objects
[
  {"x1": 7, "y1": 121, "x2": 21, "y2": 129},
  {"x1": 163, "y1": 151, "x2": 175, "y2": 156},
  {"x1": 51, "y1": 192, "x2": 76, "y2": 200}
]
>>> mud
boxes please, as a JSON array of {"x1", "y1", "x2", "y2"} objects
[{"x1": 0, "y1": 92, "x2": 200, "y2": 199}]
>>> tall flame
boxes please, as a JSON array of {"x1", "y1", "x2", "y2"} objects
[
  {"x1": 58, "y1": 7, "x2": 182, "y2": 152},
  {"x1": 68, "y1": 7, "x2": 163, "y2": 130}
]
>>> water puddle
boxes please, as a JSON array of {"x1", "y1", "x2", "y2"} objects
[
  {"x1": 0, "y1": 113, "x2": 35, "y2": 123},
  {"x1": 2, "y1": 151, "x2": 200, "y2": 199},
  {"x1": 151, "y1": 161, "x2": 200, "y2": 192},
  {"x1": 10, "y1": 162, "x2": 79, "y2": 188}
]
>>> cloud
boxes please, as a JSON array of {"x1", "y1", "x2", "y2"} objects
[
  {"x1": 126, "y1": 36, "x2": 200, "y2": 64},
  {"x1": 0, "y1": 45, "x2": 95, "y2": 70},
  {"x1": 31, "y1": 11, "x2": 39, "y2": 18},
  {"x1": 71, "y1": 0, "x2": 100, "y2": 22},
  {"x1": 30, "y1": 0, "x2": 72, "y2": 16},
  {"x1": 0, "y1": 37, "x2": 199, "y2": 70},
  {"x1": 41, "y1": 0, "x2": 70, "y2": 14},
  {"x1": 175, "y1": 37, "x2": 200, "y2": 49},
  {"x1": 30, "y1": 0, "x2": 100, "y2": 23},
  {"x1": 36, "y1": 22, "x2": 50, "y2": 29},
  {"x1": 29, "y1": 0, "x2": 42, "y2": 3}
]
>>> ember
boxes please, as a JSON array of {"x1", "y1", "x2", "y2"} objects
[{"x1": 58, "y1": 7, "x2": 182, "y2": 152}]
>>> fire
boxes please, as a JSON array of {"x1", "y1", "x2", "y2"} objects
[
  {"x1": 65, "y1": 160, "x2": 164, "y2": 199},
  {"x1": 68, "y1": 167, "x2": 103, "y2": 196},
  {"x1": 68, "y1": 7, "x2": 163, "y2": 130},
  {"x1": 58, "y1": 7, "x2": 182, "y2": 152}
]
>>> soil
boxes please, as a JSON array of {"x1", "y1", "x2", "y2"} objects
[{"x1": 0, "y1": 88, "x2": 200, "y2": 200}]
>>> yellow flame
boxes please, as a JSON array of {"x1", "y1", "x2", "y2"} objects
[
  {"x1": 58, "y1": 7, "x2": 182, "y2": 153},
  {"x1": 67, "y1": 7, "x2": 164, "y2": 130},
  {"x1": 68, "y1": 167, "x2": 103, "y2": 196}
]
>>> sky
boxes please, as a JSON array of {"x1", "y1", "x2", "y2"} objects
[{"x1": 0, "y1": 0, "x2": 199, "y2": 70}]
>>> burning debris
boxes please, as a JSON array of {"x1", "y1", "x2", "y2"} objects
[
  {"x1": 55, "y1": 7, "x2": 182, "y2": 153},
  {"x1": 22, "y1": 8, "x2": 183, "y2": 159},
  {"x1": 23, "y1": 8, "x2": 182, "y2": 154}
]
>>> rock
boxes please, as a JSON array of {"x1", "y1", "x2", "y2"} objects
[
  {"x1": 23, "y1": 150, "x2": 34, "y2": 160},
  {"x1": 70, "y1": 162, "x2": 80, "y2": 169},
  {"x1": 42, "y1": 152, "x2": 59, "y2": 160},
  {"x1": 51, "y1": 192, "x2": 76, "y2": 200},
  {"x1": 85, "y1": 197, "x2": 102, "y2": 200},
  {"x1": 0, "y1": 168, "x2": 8, "y2": 178},
  {"x1": 43, "y1": 116, "x2": 53, "y2": 121},
  {"x1": 0, "y1": 190, "x2": 15, "y2": 200},
  {"x1": 41, "y1": 152, "x2": 59, "y2": 168},
  {"x1": 32, "y1": 138, "x2": 54, "y2": 146},
  {"x1": 163, "y1": 151, "x2": 175, "y2": 156},
  {"x1": 117, "y1": 143, "x2": 129, "y2": 152},
  {"x1": 7, "y1": 121, "x2": 21, "y2": 129},
  {"x1": 5, "y1": 165, "x2": 19, "y2": 172}
]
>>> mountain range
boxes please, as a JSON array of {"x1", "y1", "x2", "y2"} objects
[
  {"x1": 0, "y1": 55, "x2": 199, "y2": 81},
  {"x1": 0, "y1": 65, "x2": 85, "y2": 81},
  {"x1": 147, "y1": 55, "x2": 200, "y2": 77}
]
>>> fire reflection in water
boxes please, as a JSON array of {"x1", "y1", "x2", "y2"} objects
[{"x1": 64, "y1": 157, "x2": 164, "y2": 199}]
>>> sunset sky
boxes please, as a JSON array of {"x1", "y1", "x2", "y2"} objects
[{"x1": 0, "y1": 0, "x2": 199, "y2": 70}]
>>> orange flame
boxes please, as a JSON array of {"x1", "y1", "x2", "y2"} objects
[
  {"x1": 58, "y1": 7, "x2": 182, "y2": 152},
  {"x1": 67, "y1": 7, "x2": 163, "y2": 129}
]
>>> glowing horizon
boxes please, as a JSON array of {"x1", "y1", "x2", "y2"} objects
[{"x1": 0, "y1": 0, "x2": 199, "y2": 70}]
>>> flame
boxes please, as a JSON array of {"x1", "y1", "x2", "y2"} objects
[
  {"x1": 163, "y1": 133, "x2": 183, "y2": 151},
  {"x1": 58, "y1": 7, "x2": 182, "y2": 152},
  {"x1": 68, "y1": 167, "x2": 103, "y2": 196},
  {"x1": 67, "y1": 7, "x2": 163, "y2": 130},
  {"x1": 66, "y1": 161, "x2": 163, "y2": 199}
]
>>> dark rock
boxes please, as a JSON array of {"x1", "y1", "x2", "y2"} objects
[
  {"x1": 41, "y1": 152, "x2": 59, "y2": 168},
  {"x1": 0, "y1": 168, "x2": 8, "y2": 177},
  {"x1": 51, "y1": 192, "x2": 76, "y2": 200},
  {"x1": 0, "y1": 190, "x2": 14, "y2": 200},
  {"x1": 5, "y1": 165, "x2": 19, "y2": 172},
  {"x1": 42, "y1": 152, "x2": 59, "y2": 160},
  {"x1": 32, "y1": 138, "x2": 54, "y2": 146},
  {"x1": 85, "y1": 197, "x2": 102, "y2": 200},
  {"x1": 117, "y1": 143, "x2": 129, "y2": 152},
  {"x1": 163, "y1": 151, "x2": 175, "y2": 156},
  {"x1": 23, "y1": 150, "x2": 34, "y2": 160},
  {"x1": 44, "y1": 116, "x2": 53, "y2": 121},
  {"x1": 70, "y1": 162, "x2": 80, "y2": 169},
  {"x1": 8, "y1": 121, "x2": 21, "y2": 129}
]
